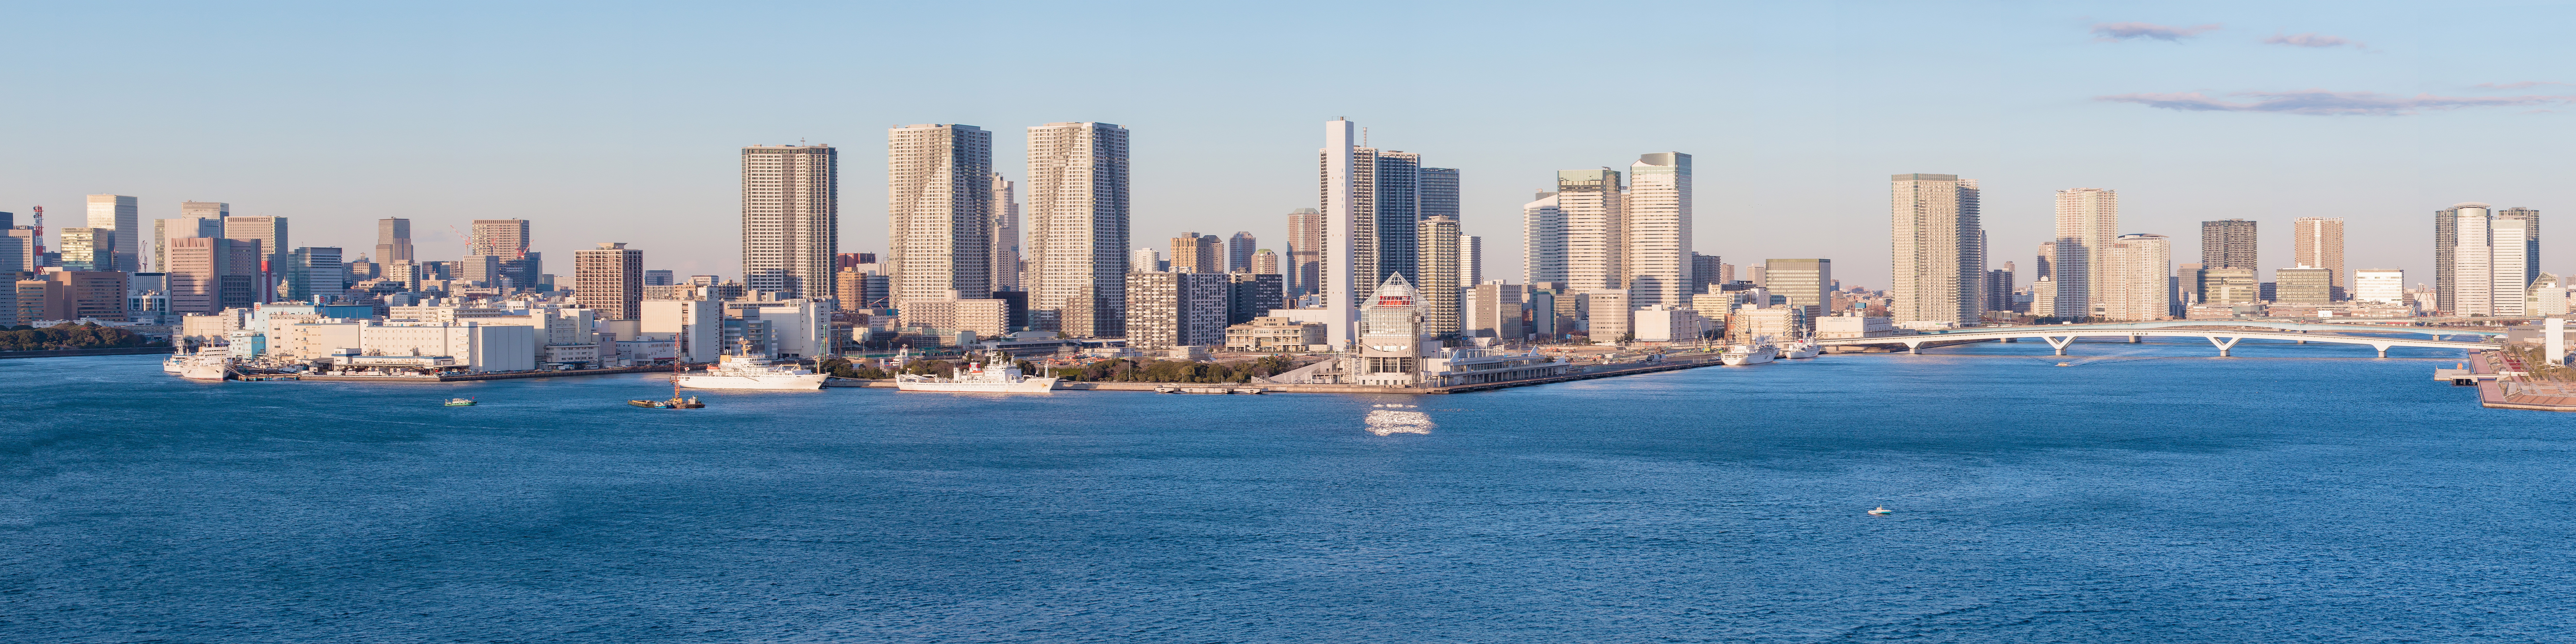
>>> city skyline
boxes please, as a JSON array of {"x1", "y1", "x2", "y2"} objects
[{"x1": 5, "y1": 4, "x2": 2571, "y2": 292}]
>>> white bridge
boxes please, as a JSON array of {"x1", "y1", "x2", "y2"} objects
[{"x1": 1817, "y1": 320, "x2": 2503, "y2": 357}]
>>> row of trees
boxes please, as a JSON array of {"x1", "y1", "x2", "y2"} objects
[
  {"x1": 1048, "y1": 355, "x2": 1299, "y2": 383},
  {"x1": 0, "y1": 323, "x2": 159, "y2": 352}
]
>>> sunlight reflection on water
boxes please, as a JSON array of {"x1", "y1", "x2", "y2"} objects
[{"x1": 1364, "y1": 409, "x2": 1433, "y2": 436}]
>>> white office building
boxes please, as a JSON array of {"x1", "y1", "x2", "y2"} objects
[
  {"x1": 1624, "y1": 152, "x2": 1691, "y2": 307},
  {"x1": 2354, "y1": 269, "x2": 2405, "y2": 303}
]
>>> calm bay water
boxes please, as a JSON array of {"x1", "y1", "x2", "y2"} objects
[{"x1": 4, "y1": 338, "x2": 2570, "y2": 642}]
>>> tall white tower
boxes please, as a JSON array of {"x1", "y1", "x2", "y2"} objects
[
  {"x1": 86, "y1": 195, "x2": 138, "y2": 272},
  {"x1": 1321, "y1": 118, "x2": 1358, "y2": 345},
  {"x1": 2053, "y1": 188, "x2": 2118, "y2": 318}
]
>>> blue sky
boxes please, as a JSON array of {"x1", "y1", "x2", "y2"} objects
[{"x1": 4, "y1": 1, "x2": 2569, "y2": 288}]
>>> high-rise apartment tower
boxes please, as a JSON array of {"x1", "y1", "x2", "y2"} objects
[{"x1": 741, "y1": 143, "x2": 839, "y2": 298}]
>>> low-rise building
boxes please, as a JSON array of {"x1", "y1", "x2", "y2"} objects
[
  {"x1": 1223, "y1": 316, "x2": 1325, "y2": 352},
  {"x1": 1631, "y1": 305, "x2": 1713, "y2": 342},
  {"x1": 1730, "y1": 307, "x2": 1803, "y2": 343},
  {"x1": 1815, "y1": 315, "x2": 1896, "y2": 339}
]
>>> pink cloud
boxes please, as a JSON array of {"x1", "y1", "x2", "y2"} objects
[
  {"x1": 2263, "y1": 32, "x2": 2364, "y2": 49},
  {"x1": 2091, "y1": 22, "x2": 2222, "y2": 42},
  {"x1": 2477, "y1": 81, "x2": 2573, "y2": 90},
  {"x1": 2097, "y1": 89, "x2": 2576, "y2": 116}
]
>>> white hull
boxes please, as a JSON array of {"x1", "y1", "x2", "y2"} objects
[
  {"x1": 896, "y1": 377, "x2": 1059, "y2": 393},
  {"x1": 677, "y1": 373, "x2": 826, "y2": 390},
  {"x1": 163, "y1": 360, "x2": 185, "y2": 374},
  {"x1": 1722, "y1": 350, "x2": 1777, "y2": 366},
  {"x1": 181, "y1": 364, "x2": 227, "y2": 381},
  {"x1": 1780, "y1": 345, "x2": 1820, "y2": 359}
]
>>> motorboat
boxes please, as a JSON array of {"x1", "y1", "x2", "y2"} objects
[
  {"x1": 443, "y1": 398, "x2": 477, "y2": 406},
  {"x1": 1868, "y1": 507, "x2": 1893, "y2": 515},
  {"x1": 897, "y1": 361, "x2": 1058, "y2": 393},
  {"x1": 677, "y1": 352, "x2": 826, "y2": 390}
]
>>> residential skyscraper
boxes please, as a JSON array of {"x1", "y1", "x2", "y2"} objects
[
  {"x1": 1286, "y1": 208, "x2": 1320, "y2": 299},
  {"x1": 2201, "y1": 219, "x2": 2257, "y2": 269},
  {"x1": 885, "y1": 126, "x2": 990, "y2": 311},
  {"x1": 2492, "y1": 217, "x2": 2530, "y2": 316},
  {"x1": 991, "y1": 173, "x2": 1021, "y2": 292},
  {"x1": 1372, "y1": 151, "x2": 1421, "y2": 287},
  {"x1": 1319, "y1": 119, "x2": 1359, "y2": 344},
  {"x1": 1986, "y1": 261, "x2": 2014, "y2": 314},
  {"x1": 1522, "y1": 192, "x2": 1566, "y2": 287},
  {"x1": 741, "y1": 143, "x2": 839, "y2": 298},
  {"x1": 1888, "y1": 174, "x2": 1982, "y2": 325},
  {"x1": 1558, "y1": 168, "x2": 1624, "y2": 295},
  {"x1": 1124, "y1": 271, "x2": 1227, "y2": 349},
  {"x1": 1226, "y1": 231, "x2": 1257, "y2": 273},
  {"x1": 2436, "y1": 206, "x2": 2465, "y2": 313},
  {"x1": 575, "y1": 242, "x2": 645, "y2": 320},
  {"x1": 1420, "y1": 168, "x2": 1460, "y2": 223},
  {"x1": 1420, "y1": 215, "x2": 1462, "y2": 337},
  {"x1": 2292, "y1": 217, "x2": 2346, "y2": 299},
  {"x1": 2451, "y1": 204, "x2": 2497, "y2": 315},
  {"x1": 1251, "y1": 249, "x2": 1281, "y2": 275},
  {"x1": 1170, "y1": 232, "x2": 1219, "y2": 273},
  {"x1": 2101, "y1": 233, "x2": 2171, "y2": 321},
  {"x1": 376, "y1": 217, "x2": 413, "y2": 263},
  {"x1": 85, "y1": 195, "x2": 139, "y2": 272},
  {"x1": 2053, "y1": 188, "x2": 2118, "y2": 318},
  {"x1": 1625, "y1": 152, "x2": 1691, "y2": 307},
  {"x1": 1460, "y1": 234, "x2": 1482, "y2": 287},
  {"x1": 1129, "y1": 248, "x2": 1163, "y2": 273},
  {"x1": 1027, "y1": 122, "x2": 1130, "y2": 337}
]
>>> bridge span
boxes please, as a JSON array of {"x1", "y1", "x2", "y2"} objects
[{"x1": 1819, "y1": 322, "x2": 2498, "y2": 357}]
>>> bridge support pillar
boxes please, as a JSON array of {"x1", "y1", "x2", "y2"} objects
[
  {"x1": 2002, "y1": 337, "x2": 2016, "y2": 343},
  {"x1": 1902, "y1": 340, "x2": 1923, "y2": 354},
  {"x1": 2207, "y1": 336, "x2": 2242, "y2": 357},
  {"x1": 2372, "y1": 343, "x2": 2390, "y2": 358},
  {"x1": 2128, "y1": 335, "x2": 2141, "y2": 343},
  {"x1": 2044, "y1": 336, "x2": 2075, "y2": 356}
]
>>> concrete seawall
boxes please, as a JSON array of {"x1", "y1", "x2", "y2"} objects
[{"x1": 836, "y1": 352, "x2": 1743, "y2": 395}]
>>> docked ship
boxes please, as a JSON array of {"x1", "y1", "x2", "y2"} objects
[
  {"x1": 895, "y1": 361, "x2": 1058, "y2": 393},
  {"x1": 675, "y1": 352, "x2": 825, "y2": 390},
  {"x1": 178, "y1": 351, "x2": 231, "y2": 382},
  {"x1": 1778, "y1": 338, "x2": 1821, "y2": 359},
  {"x1": 1721, "y1": 338, "x2": 1778, "y2": 366}
]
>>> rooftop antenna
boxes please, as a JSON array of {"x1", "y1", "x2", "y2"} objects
[{"x1": 1362, "y1": 127, "x2": 1368, "y2": 147}]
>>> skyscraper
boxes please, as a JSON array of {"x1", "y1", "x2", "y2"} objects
[
  {"x1": 376, "y1": 217, "x2": 413, "y2": 263},
  {"x1": 741, "y1": 143, "x2": 839, "y2": 298},
  {"x1": 1420, "y1": 215, "x2": 1461, "y2": 338},
  {"x1": 1558, "y1": 169, "x2": 1624, "y2": 295},
  {"x1": 1765, "y1": 258, "x2": 1831, "y2": 325},
  {"x1": 1986, "y1": 261, "x2": 2015, "y2": 314},
  {"x1": 1250, "y1": 249, "x2": 1281, "y2": 275},
  {"x1": 84, "y1": 195, "x2": 138, "y2": 272},
  {"x1": 2492, "y1": 217, "x2": 2530, "y2": 316},
  {"x1": 1170, "y1": 232, "x2": 1219, "y2": 273},
  {"x1": 222, "y1": 216, "x2": 287, "y2": 302},
  {"x1": 1373, "y1": 151, "x2": 1421, "y2": 287},
  {"x1": 1690, "y1": 253, "x2": 1723, "y2": 293},
  {"x1": 2101, "y1": 233, "x2": 2171, "y2": 321},
  {"x1": 2053, "y1": 188, "x2": 2117, "y2": 318},
  {"x1": 2451, "y1": 204, "x2": 2496, "y2": 315},
  {"x1": 884, "y1": 126, "x2": 990, "y2": 312},
  {"x1": 2435, "y1": 206, "x2": 2464, "y2": 314},
  {"x1": 991, "y1": 173, "x2": 1021, "y2": 292},
  {"x1": 1460, "y1": 234, "x2": 1482, "y2": 287},
  {"x1": 1889, "y1": 174, "x2": 1982, "y2": 325},
  {"x1": 1420, "y1": 168, "x2": 1460, "y2": 223},
  {"x1": 575, "y1": 242, "x2": 645, "y2": 320},
  {"x1": 1522, "y1": 192, "x2": 1566, "y2": 287},
  {"x1": 1129, "y1": 248, "x2": 1163, "y2": 273},
  {"x1": 470, "y1": 218, "x2": 537, "y2": 289},
  {"x1": 283, "y1": 247, "x2": 345, "y2": 301},
  {"x1": 2497, "y1": 207, "x2": 2541, "y2": 288},
  {"x1": 1226, "y1": 231, "x2": 1257, "y2": 273},
  {"x1": 60, "y1": 228, "x2": 113, "y2": 272},
  {"x1": 1027, "y1": 122, "x2": 1130, "y2": 337},
  {"x1": 165, "y1": 237, "x2": 260, "y2": 313},
  {"x1": 159, "y1": 202, "x2": 228, "y2": 273},
  {"x1": 2201, "y1": 219, "x2": 2257, "y2": 269},
  {"x1": 2292, "y1": 217, "x2": 2346, "y2": 299},
  {"x1": 1625, "y1": 152, "x2": 1691, "y2": 308},
  {"x1": 1286, "y1": 208, "x2": 1320, "y2": 299},
  {"x1": 1320, "y1": 119, "x2": 1359, "y2": 344}
]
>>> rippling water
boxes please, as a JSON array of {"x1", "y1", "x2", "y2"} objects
[{"x1": 4, "y1": 337, "x2": 2569, "y2": 642}]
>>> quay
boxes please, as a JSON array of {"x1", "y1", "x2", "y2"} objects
[
  {"x1": 294, "y1": 365, "x2": 675, "y2": 383},
  {"x1": 830, "y1": 351, "x2": 1744, "y2": 395},
  {"x1": 2466, "y1": 349, "x2": 2576, "y2": 412}
]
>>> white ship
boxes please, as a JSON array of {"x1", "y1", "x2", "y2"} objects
[
  {"x1": 1779, "y1": 338, "x2": 1821, "y2": 359},
  {"x1": 896, "y1": 361, "x2": 1058, "y2": 394},
  {"x1": 179, "y1": 352, "x2": 231, "y2": 382},
  {"x1": 1722, "y1": 338, "x2": 1778, "y2": 366},
  {"x1": 676, "y1": 352, "x2": 826, "y2": 390}
]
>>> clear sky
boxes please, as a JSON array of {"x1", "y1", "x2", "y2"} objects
[{"x1": 4, "y1": 1, "x2": 2569, "y2": 290}]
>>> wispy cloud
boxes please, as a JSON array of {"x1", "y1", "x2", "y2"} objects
[
  {"x1": 2477, "y1": 81, "x2": 2573, "y2": 90},
  {"x1": 2091, "y1": 22, "x2": 2222, "y2": 42},
  {"x1": 2263, "y1": 32, "x2": 2366, "y2": 50},
  {"x1": 2097, "y1": 89, "x2": 2576, "y2": 116}
]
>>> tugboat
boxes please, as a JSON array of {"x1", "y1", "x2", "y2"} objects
[
  {"x1": 631, "y1": 362, "x2": 708, "y2": 409},
  {"x1": 443, "y1": 397, "x2": 477, "y2": 406}
]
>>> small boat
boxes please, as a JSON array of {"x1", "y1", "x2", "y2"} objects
[
  {"x1": 443, "y1": 398, "x2": 477, "y2": 406},
  {"x1": 628, "y1": 397, "x2": 706, "y2": 409},
  {"x1": 2056, "y1": 362, "x2": 2072, "y2": 367},
  {"x1": 1231, "y1": 388, "x2": 1266, "y2": 394},
  {"x1": 1868, "y1": 507, "x2": 1893, "y2": 515}
]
